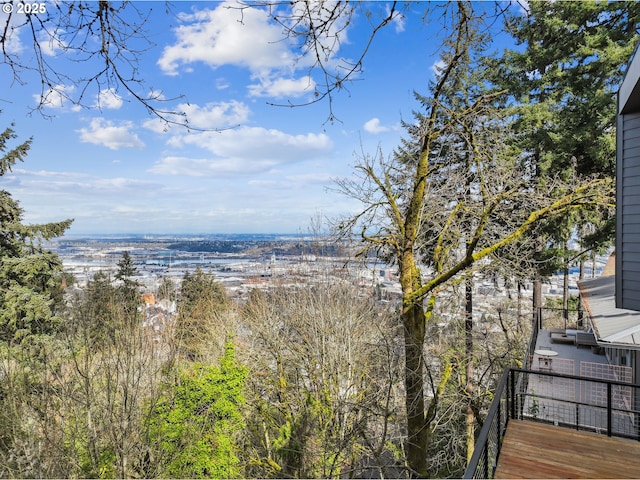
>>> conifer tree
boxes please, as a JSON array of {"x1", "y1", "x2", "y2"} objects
[
  {"x1": 0, "y1": 119, "x2": 72, "y2": 477},
  {"x1": 490, "y1": 1, "x2": 640, "y2": 313},
  {"x1": 115, "y1": 251, "x2": 138, "y2": 284},
  {"x1": 115, "y1": 251, "x2": 141, "y2": 316},
  {"x1": 0, "y1": 120, "x2": 72, "y2": 343}
]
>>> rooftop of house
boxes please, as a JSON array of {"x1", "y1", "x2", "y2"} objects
[
  {"x1": 579, "y1": 274, "x2": 640, "y2": 349},
  {"x1": 619, "y1": 39, "x2": 640, "y2": 114}
]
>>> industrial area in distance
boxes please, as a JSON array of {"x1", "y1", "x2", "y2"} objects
[{"x1": 49, "y1": 233, "x2": 605, "y2": 316}]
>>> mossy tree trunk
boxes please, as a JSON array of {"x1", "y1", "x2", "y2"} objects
[{"x1": 335, "y1": 3, "x2": 613, "y2": 476}]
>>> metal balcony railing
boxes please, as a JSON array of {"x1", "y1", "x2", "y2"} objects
[{"x1": 464, "y1": 368, "x2": 640, "y2": 479}]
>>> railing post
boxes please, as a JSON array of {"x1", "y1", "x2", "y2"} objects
[
  {"x1": 577, "y1": 307, "x2": 583, "y2": 328},
  {"x1": 498, "y1": 393, "x2": 503, "y2": 442},
  {"x1": 504, "y1": 370, "x2": 511, "y2": 423},
  {"x1": 464, "y1": 369, "x2": 511, "y2": 479},
  {"x1": 510, "y1": 370, "x2": 516, "y2": 419},
  {"x1": 576, "y1": 403, "x2": 579, "y2": 430},
  {"x1": 607, "y1": 382, "x2": 613, "y2": 437}
]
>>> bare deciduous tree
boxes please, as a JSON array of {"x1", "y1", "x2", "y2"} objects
[
  {"x1": 333, "y1": 3, "x2": 612, "y2": 475},
  {"x1": 2, "y1": 2, "x2": 187, "y2": 120},
  {"x1": 0, "y1": 280, "x2": 169, "y2": 478},
  {"x1": 240, "y1": 282, "x2": 405, "y2": 478}
]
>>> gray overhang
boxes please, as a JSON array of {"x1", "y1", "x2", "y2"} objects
[
  {"x1": 619, "y1": 43, "x2": 640, "y2": 114},
  {"x1": 578, "y1": 275, "x2": 640, "y2": 349}
]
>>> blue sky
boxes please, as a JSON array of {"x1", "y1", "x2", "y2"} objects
[{"x1": 0, "y1": 1, "x2": 516, "y2": 235}]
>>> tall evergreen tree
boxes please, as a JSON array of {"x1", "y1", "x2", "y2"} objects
[
  {"x1": 496, "y1": 1, "x2": 639, "y2": 177},
  {"x1": 0, "y1": 120, "x2": 73, "y2": 343},
  {"x1": 115, "y1": 251, "x2": 141, "y2": 315},
  {"x1": 490, "y1": 1, "x2": 640, "y2": 313},
  {"x1": 115, "y1": 251, "x2": 138, "y2": 284}
]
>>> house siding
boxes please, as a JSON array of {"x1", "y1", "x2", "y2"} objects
[
  {"x1": 618, "y1": 110, "x2": 640, "y2": 310},
  {"x1": 617, "y1": 44, "x2": 640, "y2": 311}
]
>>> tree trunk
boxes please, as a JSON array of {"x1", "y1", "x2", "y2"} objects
[
  {"x1": 532, "y1": 150, "x2": 543, "y2": 329},
  {"x1": 465, "y1": 278, "x2": 474, "y2": 464},
  {"x1": 563, "y1": 240, "x2": 570, "y2": 329},
  {"x1": 533, "y1": 277, "x2": 542, "y2": 328},
  {"x1": 403, "y1": 299, "x2": 429, "y2": 478},
  {"x1": 517, "y1": 281, "x2": 524, "y2": 336},
  {"x1": 578, "y1": 255, "x2": 585, "y2": 327}
]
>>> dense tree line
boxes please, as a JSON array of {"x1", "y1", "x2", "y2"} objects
[{"x1": 0, "y1": 1, "x2": 638, "y2": 477}]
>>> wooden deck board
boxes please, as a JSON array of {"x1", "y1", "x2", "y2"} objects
[{"x1": 494, "y1": 420, "x2": 640, "y2": 478}]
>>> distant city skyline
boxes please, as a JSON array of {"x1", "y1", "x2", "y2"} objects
[{"x1": 1, "y1": 1, "x2": 515, "y2": 234}]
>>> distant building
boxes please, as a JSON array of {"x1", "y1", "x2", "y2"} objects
[{"x1": 141, "y1": 292, "x2": 156, "y2": 305}]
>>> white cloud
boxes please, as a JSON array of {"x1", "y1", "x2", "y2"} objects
[
  {"x1": 38, "y1": 29, "x2": 66, "y2": 56},
  {"x1": 93, "y1": 177, "x2": 155, "y2": 190},
  {"x1": 158, "y1": 1, "x2": 297, "y2": 76},
  {"x1": 143, "y1": 100, "x2": 251, "y2": 132},
  {"x1": 248, "y1": 75, "x2": 316, "y2": 98},
  {"x1": 96, "y1": 88, "x2": 123, "y2": 110},
  {"x1": 150, "y1": 126, "x2": 332, "y2": 177},
  {"x1": 112, "y1": 204, "x2": 165, "y2": 215},
  {"x1": 148, "y1": 89, "x2": 167, "y2": 101},
  {"x1": 0, "y1": 11, "x2": 25, "y2": 54},
  {"x1": 363, "y1": 117, "x2": 389, "y2": 134},
  {"x1": 516, "y1": 0, "x2": 531, "y2": 15},
  {"x1": 3, "y1": 169, "x2": 173, "y2": 232},
  {"x1": 176, "y1": 126, "x2": 332, "y2": 160},
  {"x1": 1, "y1": 170, "x2": 163, "y2": 205},
  {"x1": 11, "y1": 169, "x2": 90, "y2": 179},
  {"x1": 287, "y1": 1, "x2": 352, "y2": 62},
  {"x1": 78, "y1": 118, "x2": 145, "y2": 150},
  {"x1": 157, "y1": 1, "x2": 359, "y2": 103},
  {"x1": 248, "y1": 172, "x2": 333, "y2": 189},
  {"x1": 389, "y1": 7, "x2": 405, "y2": 33},
  {"x1": 283, "y1": 172, "x2": 334, "y2": 184},
  {"x1": 34, "y1": 84, "x2": 77, "y2": 110},
  {"x1": 148, "y1": 156, "x2": 260, "y2": 176},
  {"x1": 178, "y1": 101, "x2": 251, "y2": 128},
  {"x1": 143, "y1": 118, "x2": 171, "y2": 135}
]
